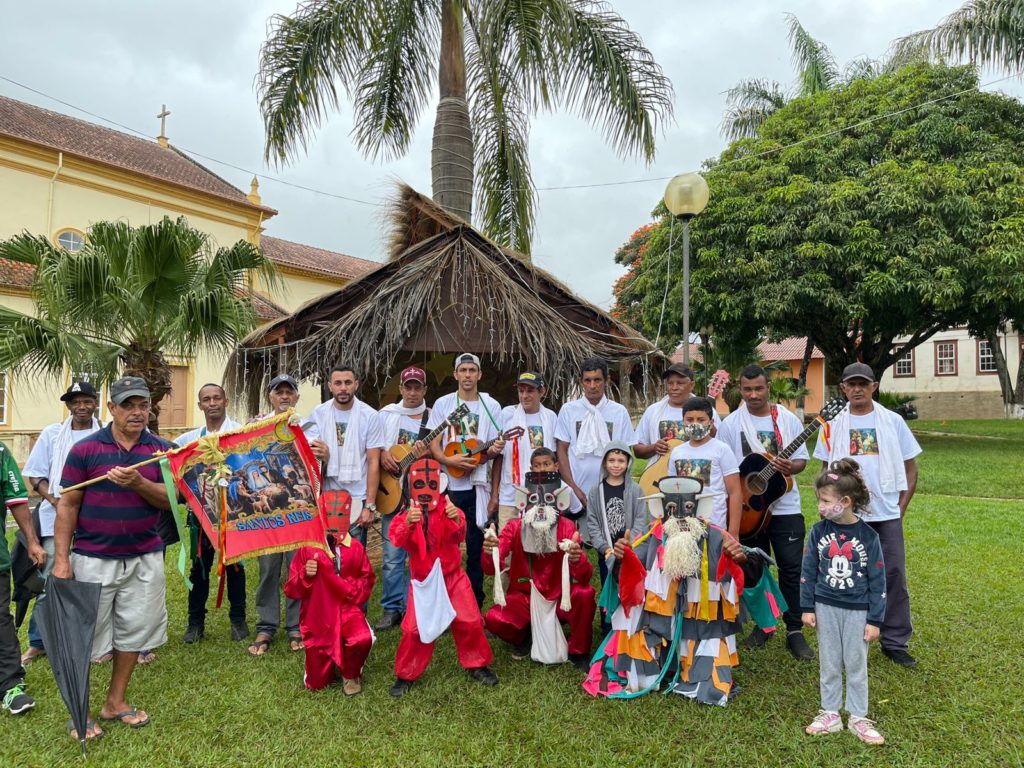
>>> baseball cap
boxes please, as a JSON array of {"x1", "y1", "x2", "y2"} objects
[
  {"x1": 662, "y1": 363, "x2": 696, "y2": 381},
  {"x1": 841, "y1": 362, "x2": 876, "y2": 382},
  {"x1": 454, "y1": 352, "x2": 481, "y2": 370},
  {"x1": 516, "y1": 371, "x2": 545, "y2": 388},
  {"x1": 60, "y1": 380, "x2": 99, "y2": 402},
  {"x1": 400, "y1": 366, "x2": 427, "y2": 385},
  {"x1": 110, "y1": 376, "x2": 150, "y2": 405},
  {"x1": 267, "y1": 373, "x2": 299, "y2": 392}
]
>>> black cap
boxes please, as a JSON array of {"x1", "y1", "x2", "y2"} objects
[
  {"x1": 841, "y1": 362, "x2": 875, "y2": 383},
  {"x1": 60, "y1": 381, "x2": 99, "y2": 402},
  {"x1": 267, "y1": 373, "x2": 299, "y2": 392},
  {"x1": 110, "y1": 376, "x2": 150, "y2": 405},
  {"x1": 662, "y1": 363, "x2": 695, "y2": 381},
  {"x1": 516, "y1": 371, "x2": 545, "y2": 388}
]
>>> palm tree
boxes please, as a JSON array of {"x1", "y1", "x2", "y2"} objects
[
  {"x1": 892, "y1": 0, "x2": 1024, "y2": 73},
  {"x1": 721, "y1": 13, "x2": 839, "y2": 141},
  {"x1": 257, "y1": 0, "x2": 673, "y2": 255},
  {"x1": 0, "y1": 217, "x2": 279, "y2": 430}
]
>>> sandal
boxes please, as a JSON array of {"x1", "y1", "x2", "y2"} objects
[
  {"x1": 288, "y1": 633, "x2": 305, "y2": 652},
  {"x1": 21, "y1": 647, "x2": 46, "y2": 665},
  {"x1": 248, "y1": 634, "x2": 272, "y2": 657},
  {"x1": 137, "y1": 650, "x2": 156, "y2": 665},
  {"x1": 92, "y1": 652, "x2": 113, "y2": 665},
  {"x1": 100, "y1": 706, "x2": 150, "y2": 729},
  {"x1": 68, "y1": 718, "x2": 104, "y2": 742}
]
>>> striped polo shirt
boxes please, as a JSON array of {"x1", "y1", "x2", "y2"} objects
[{"x1": 61, "y1": 424, "x2": 171, "y2": 559}]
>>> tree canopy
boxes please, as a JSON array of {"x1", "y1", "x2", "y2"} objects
[{"x1": 614, "y1": 63, "x2": 1024, "y2": 384}]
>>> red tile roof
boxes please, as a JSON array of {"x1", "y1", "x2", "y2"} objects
[
  {"x1": 260, "y1": 235, "x2": 379, "y2": 281},
  {"x1": 758, "y1": 337, "x2": 823, "y2": 361},
  {"x1": 0, "y1": 94, "x2": 275, "y2": 214},
  {"x1": 0, "y1": 258, "x2": 34, "y2": 289},
  {"x1": 245, "y1": 289, "x2": 288, "y2": 321}
]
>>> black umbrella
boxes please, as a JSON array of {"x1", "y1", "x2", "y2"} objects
[
  {"x1": 9, "y1": 531, "x2": 45, "y2": 628},
  {"x1": 36, "y1": 576, "x2": 101, "y2": 755}
]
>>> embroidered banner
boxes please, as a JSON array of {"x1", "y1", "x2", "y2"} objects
[{"x1": 167, "y1": 411, "x2": 325, "y2": 563}]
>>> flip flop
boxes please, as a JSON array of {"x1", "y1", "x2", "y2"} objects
[
  {"x1": 68, "y1": 718, "x2": 104, "y2": 741},
  {"x1": 248, "y1": 636, "x2": 272, "y2": 657},
  {"x1": 137, "y1": 650, "x2": 156, "y2": 665},
  {"x1": 21, "y1": 647, "x2": 46, "y2": 665},
  {"x1": 288, "y1": 633, "x2": 305, "y2": 652},
  {"x1": 100, "y1": 707, "x2": 150, "y2": 729},
  {"x1": 92, "y1": 652, "x2": 113, "y2": 665}
]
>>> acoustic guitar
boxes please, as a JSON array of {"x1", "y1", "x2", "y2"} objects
[
  {"x1": 638, "y1": 369, "x2": 730, "y2": 497},
  {"x1": 738, "y1": 397, "x2": 846, "y2": 539},
  {"x1": 443, "y1": 427, "x2": 526, "y2": 479},
  {"x1": 375, "y1": 404, "x2": 469, "y2": 516}
]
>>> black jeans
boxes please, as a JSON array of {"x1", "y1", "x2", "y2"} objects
[
  {"x1": 448, "y1": 489, "x2": 485, "y2": 608},
  {"x1": 188, "y1": 531, "x2": 246, "y2": 626},
  {"x1": 0, "y1": 569, "x2": 24, "y2": 695},
  {"x1": 746, "y1": 513, "x2": 805, "y2": 632}
]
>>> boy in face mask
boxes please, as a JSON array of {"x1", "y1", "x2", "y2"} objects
[{"x1": 667, "y1": 398, "x2": 742, "y2": 539}]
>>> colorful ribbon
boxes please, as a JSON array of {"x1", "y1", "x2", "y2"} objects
[{"x1": 158, "y1": 457, "x2": 192, "y2": 590}]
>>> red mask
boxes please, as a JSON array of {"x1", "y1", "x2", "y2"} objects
[
  {"x1": 407, "y1": 458, "x2": 447, "y2": 510},
  {"x1": 320, "y1": 489, "x2": 352, "y2": 536}
]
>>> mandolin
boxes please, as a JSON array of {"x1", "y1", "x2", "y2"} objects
[
  {"x1": 444, "y1": 427, "x2": 525, "y2": 478},
  {"x1": 375, "y1": 404, "x2": 469, "y2": 516},
  {"x1": 738, "y1": 397, "x2": 846, "y2": 539}
]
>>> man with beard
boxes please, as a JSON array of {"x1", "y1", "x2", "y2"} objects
[
  {"x1": 584, "y1": 476, "x2": 767, "y2": 706},
  {"x1": 482, "y1": 471, "x2": 594, "y2": 670}
]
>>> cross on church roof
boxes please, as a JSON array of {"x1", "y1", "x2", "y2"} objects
[{"x1": 157, "y1": 103, "x2": 170, "y2": 147}]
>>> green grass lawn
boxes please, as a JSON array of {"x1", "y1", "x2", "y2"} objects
[{"x1": 8, "y1": 420, "x2": 1024, "y2": 767}]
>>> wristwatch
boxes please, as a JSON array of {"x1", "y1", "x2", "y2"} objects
[{"x1": 365, "y1": 503, "x2": 378, "y2": 513}]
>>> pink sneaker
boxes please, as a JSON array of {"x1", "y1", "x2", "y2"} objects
[
  {"x1": 805, "y1": 710, "x2": 842, "y2": 735},
  {"x1": 848, "y1": 715, "x2": 885, "y2": 745}
]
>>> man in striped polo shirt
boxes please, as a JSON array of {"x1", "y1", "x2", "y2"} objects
[{"x1": 54, "y1": 376, "x2": 172, "y2": 738}]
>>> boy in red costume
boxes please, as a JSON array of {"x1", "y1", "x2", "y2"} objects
[
  {"x1": 483, "y1": 469, "x2": 595, "y2": 670},
  {"x1": 388, "y1": 458, "x2": 497, "y2": 697},
  {"x1": 285, "y1": 491, "x2": 375, "y2": 695}
]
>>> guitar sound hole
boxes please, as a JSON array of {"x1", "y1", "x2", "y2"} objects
[{"x1": 745, "y1": 474, "x2": 767, "y2": 495}]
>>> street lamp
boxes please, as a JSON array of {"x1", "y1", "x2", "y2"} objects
[{"x1": 663, "y1": 172, "x2": 709, "y2": 365}]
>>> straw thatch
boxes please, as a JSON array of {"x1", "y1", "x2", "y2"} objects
[{"x1": 228, "y1": 185, "x2": 657, "y2": 411}]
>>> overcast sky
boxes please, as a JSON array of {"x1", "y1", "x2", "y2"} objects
[{"x1": 2, "y1": 0, "x2": 1015, "y2": 309}]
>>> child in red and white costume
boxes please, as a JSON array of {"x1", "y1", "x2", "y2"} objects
[{"x1": 388, "y1": 458, "x2": 496, "y2": 696}]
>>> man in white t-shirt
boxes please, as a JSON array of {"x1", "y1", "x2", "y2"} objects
[
  {"x1": 173, "y1": 384, "x2": 247, "y2": 646},
  {"x1": 667, "y1": 397, "x2": 741, "y2": 535},
  {"x1": 375, "y1": 365, "x2": 431, "y2": 631},
  {"x1": 428, "y1": 353, "x2": 504, "y2": 607},
  {"x1": 717, "y1": 365, "x2": 811, "y2": 659},
  {"x1": 813, "y1": 362, "x2": 921, "y2": 668},
  {"x1": 634, "y1": 363, "x2": 720, "y2": 461},
  {"x1": 308, "y1": 366, "x2": 385, "y2": 548},
  {"x1": 21, "y1": 381, "x2": 102, "y2": 664},
  {"x1": 555, "y1": 357, "x2": 637, "y2": 517},
  {"x1": 490, "y1": 371, "x2": 558, "y2": 531}
]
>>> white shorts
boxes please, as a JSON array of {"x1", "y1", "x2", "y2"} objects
[{"x1": 71, "y1": 551, "x2": 168, "y2": 657}]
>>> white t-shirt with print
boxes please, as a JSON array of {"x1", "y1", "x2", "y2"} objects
[
  {"x1": 717, "y1": 407, "x2": 808, "y2": 517},
  {"x1": 496, "y1": 404, "x2": 557, "y2": 505},
  {"x1": 636, "y1": 396, "x2": 721, "y2": 445},
  {"x1": 554, "y1": 397, "x2": 636, "y2": 506},
  {"x1": 322, "y1": 404, "x2": 385, "y2": 500},
  {"x1": 667, "y1": 438, "x2": 740, "y2": 529},
  {"x1": 428, "y1": 392, "x2": 502, "y2": 493},
  {"x1": 813, "y1": 409, "x2": 922, "y2": 522}
]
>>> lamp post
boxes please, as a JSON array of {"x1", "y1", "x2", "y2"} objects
[{"x1": 663, "y1": 172, "x2": 709, "y2": 365}]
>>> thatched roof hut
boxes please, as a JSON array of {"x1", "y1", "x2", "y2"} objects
[{"x1": 229, "y1": 185, "x2": 657, "y2": 411}]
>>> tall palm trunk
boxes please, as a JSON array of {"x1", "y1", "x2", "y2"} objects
[
  {"x1": 432, "y1": 0, "x2": 473, "y2": 223},
  {"x1": 123, "y1": 342, "x2": 172, "y2": 433}
]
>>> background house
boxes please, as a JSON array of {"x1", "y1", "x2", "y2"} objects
[{"x1": 0, "y1": 94, "x2": 376, "y2": 460}]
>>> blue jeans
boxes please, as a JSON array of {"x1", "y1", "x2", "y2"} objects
[
  {"x1": 26, "y1": 537, "x2": 55, "y2": 650},
  {"x1": 380, "y1": 512, "x2": 408, "y2": 614}
]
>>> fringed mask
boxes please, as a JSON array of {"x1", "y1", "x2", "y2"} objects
[
  {"x1": 646, "y1": 476, "x2": 710, "y2": 581},
  {"x1": 514, "y1": 471, "x2": 571, "y2": 554},
  {"x1": 406, "y1": 458, "x2": 447, "y2": 511}
]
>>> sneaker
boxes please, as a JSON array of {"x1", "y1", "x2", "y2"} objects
[
  {"x1": 468, "y1": 666, "x2": 498, "y2": 686},
  {"x1": 787, "y1": 631, "x2": 815, "y2": 661},
  {"x1": 848, "y1": 715, "x2": 885, "y2": 745},
  {"x1": 744, "y1": 627, "x2": 771, "y2": 649},
  {"x1": 2, "y1": 684, "x2": 35, "y2": 715},
  {"x1": 388, "y1": 678, "x2": 414, "y2": 698},
  {"x1": 804, "y1": 710, "x2": 842, "y2": 736},
  {"x1": 510, "y1": 641, "x2": 531, "y2": 661},
  {"x1": 882, "y1": 648, "x2": 918, "y2": 668},
  {"x1": 182, "y1": 625, "x2": 204, "y2": 644},
  {"x1": 230, "y1": 621, "x2": 251, "y2": 642},
  {"x1": 374, "y1": 611, "x2": 403, "y2": 632},
  {"x1": 568, "y1": 654, "x2": 590, "y2": 672}
]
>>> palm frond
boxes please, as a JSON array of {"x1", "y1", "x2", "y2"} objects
[
  {"x1": 258, "y1": 0, "x2": 377, "y2": 165},
  {"x1": 351, "y1": 0, "x2": 440, "y2": 161},
  {"x1": 720, "y1": 79, "x2": 786, "y2": 140},
  {"x1": 843, "y1": 56, "x2": 883, "y2": 83},
  {"x1": 890, "y1": 0, "x2": 1024, "y2": 73},
  {"x1": 542, "y1": 0, "x2": 674, "y2": 162},
  {"x1": 785, "y1": 12, "x2": 839, "y2": 95},
  {"x1": 473, "y1": 0, "x2": 552, "y2": 110},
  {"x1": 0, "y1": 307, "x2": 121, "y2": 382}
]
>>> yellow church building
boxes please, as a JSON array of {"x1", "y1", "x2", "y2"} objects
[{"x1": 0, "y1": 94, "x2": 377, "y2": 460}]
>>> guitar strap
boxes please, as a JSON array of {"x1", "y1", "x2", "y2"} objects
[
  {"x1": 417, "y1": 408, "x2": 431, "y2": 441},
  {"x1": 769, "y1": 405, "x2": 784, "y2": 454}
]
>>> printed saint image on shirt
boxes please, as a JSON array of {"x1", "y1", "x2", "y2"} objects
[
  {"x1": 575, "y1": 420, "x2": 614, "y2": 437},
  {"x1": 849, "y1": 428, "x2": 879, "y2": 456},
  {"x1": 450, "y1": 412, "x2": 480, "y2": 441},
  {"x1": 674, "y1": 458, "x2": 712, "y2": 486},
  {"x1": 658, "y1": 419, "x2": 685, "y2": 441},
  {"x1": 756, "y1": 430, "x2": 780, "y2": 454},
  {"x1": 334, "y1": 422, "x2": 348, "y2": 448},
  {"x1": 395, "y1": 428, "x2": 420, "y2": 446},
  {"x1": 527, "y1": 425, "x2": 545, "y2": 448}
]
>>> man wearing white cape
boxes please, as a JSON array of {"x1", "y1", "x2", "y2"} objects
[{"x1": 634, "y1": 363, "x2": 720, "y2": 461}]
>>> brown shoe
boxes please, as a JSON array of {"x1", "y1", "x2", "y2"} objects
[{"x1": 342, "y1": 677, "x2": 362, "y2": 696}]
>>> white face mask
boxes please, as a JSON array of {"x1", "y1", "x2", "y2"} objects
[
  {"x1": 817, "y1": 501, "x2": 846, "y2": 521},
  {"x1": 683, "y1": 423, "x2": 712, "y2": 441}
]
